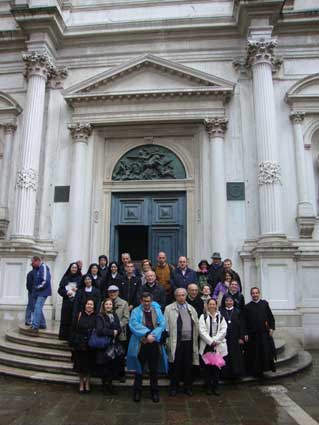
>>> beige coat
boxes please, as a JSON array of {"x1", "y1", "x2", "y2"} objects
[
  {"x1": 199, "y1": 311, "x2": 228, "y2": 357},
  {"x1": 164, "y1": 302, "x2": 199, "y2": 365},
  {"x1": 114, "y1": 296, "x2": 130, "y2": 341}
]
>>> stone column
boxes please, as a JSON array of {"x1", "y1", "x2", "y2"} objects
[
  {"x1": 246, "y1": 33, "x2": 284, "y2": 237},
  {"x1": 290, "y1": 112, "x2": 316, "y2": 238},
  {"x1": 0, "y1": 124, "x2": 17, "y2": 237},
  {"x1": 205, "y1": 118, "x2": 228, "y2": 256},
  {"x1": 67, "y1": 123, "x2": 92, "y2": 261},
  {"x1": 12, "y1": 52, "x2": 55, "y2": 241}
]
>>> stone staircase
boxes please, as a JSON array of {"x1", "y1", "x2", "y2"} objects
[{"x1": 0, "y1": 322, "x2": 312, "y2": 386}]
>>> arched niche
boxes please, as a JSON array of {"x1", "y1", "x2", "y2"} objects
[{"x1": 112, "y1": 144, "x2": 187, "y2": 181}]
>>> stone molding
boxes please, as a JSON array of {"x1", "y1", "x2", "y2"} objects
[
  {"x1": 296, "y1": 215, "x2": 317, "y2": 239},
  {"x1": 204, "y1": 118, "x2": 228, "y2": 137},
  {"x1": 290, "y1": 112, "x2": 305, "y2": 124},
  {"x1": 16, "y1": 168, "x2": 38, "y2": 191},
  {"x1": 23, "y1": 52, "x2": 57, "y2": 81},
  {"x1": 68, "y1": 123, "x2": 92, "y2": 143},
  {"x1": 258, "y1": 161, "x2": 282, "y2": 185}
]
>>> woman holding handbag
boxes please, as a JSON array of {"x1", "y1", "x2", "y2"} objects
[
  {"x1": 199, "y1": 298, "x2": 227, "y2": 396},
  {"x1": 95, "y1": 298, "x2": 122, "y2": 395},
  {"x1": 71, "y1": 298, "x2": 97, "y2": 394}
]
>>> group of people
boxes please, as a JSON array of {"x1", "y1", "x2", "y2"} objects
[{"x1": 24, "y1": 252, "x2": 276, "y2": 402}]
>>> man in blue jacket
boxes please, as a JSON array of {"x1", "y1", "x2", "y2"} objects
[
  {"x1": 30, "y1": 256, "x2": 52, "y2": 335},
  {"x1": 170, "y1": 256, "x2": 197, "y2": 290},
  {"x1": 127, "y1": 292, "x2": 168, "y2": 403}
]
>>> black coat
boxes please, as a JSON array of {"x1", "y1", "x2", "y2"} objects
[
  {"x1": 220, "y1": 307, "x2": 244, "y2": 379},
  {"x1": 58, "y1": 274, "x2": 82, "y2": 340},
  {"x1": 207, "y1": 263, "x2": 224, "y2": 291},
  {"x1": 186, "y1": 295, "x2": 204, "y2": 318},
  {"x1": 221, "y1": 291, "x2": 245, "y2": 311},
  {"x1": 95, "y1": 313, "x2": 122, "y2": 378},
  {"x1": 73, "y1": 287, "x2": 101, "y2": 321},
  {"x1": 100, "y1": 273, "x2": 124, "y2": 299},
  {"x1": 138, "y1": 282, "x2": 166, "y2": 310},
  {"x1": 244, "y1": 300, "x2": 276, "y2": 376},
  {"x1": 71, "y1": 311, "x2": 96, "y2": 374},
  {"x1": 119, "y1": 276, "x2": 141, "y2": 308}
]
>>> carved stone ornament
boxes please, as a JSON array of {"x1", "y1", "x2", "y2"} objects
[
  {"x1": 290, "y1": 112, "x2": 305, "y2": 124},
  {"x1": 112, "y1": 144, "x2": 186, "y2": 181},
  {"x1": 16, "y1": 168, "x2": 38, "y2": 191},
  {"x1": 48, "y1": 67, "x2": 68, "y2": 89},
  {"x1": 204, "y1": 118, "x2": 228, "y2": 137},
  {"x1": 23, "y1": 51, "x2": 57, "y2": 80},
  {"x1": 68, "y1": 123, "x2": 92, "y2": 143},
  {"x1": 258, "y1": 161, "x2": 282, "y2": 185},
  {"x1": 246, "y1": 39, "x2": 282, "y2": 71}
]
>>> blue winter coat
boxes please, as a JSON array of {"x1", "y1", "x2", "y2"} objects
[
  {"x1": 33, "y1": 263, "x2": 52, "y2": 297},
  {"x1": 170, "y1": 267, "x2": 198, "y2": 290},
  {"x1": 127, "y1": 302, "x2": 168, "y2": 374}
]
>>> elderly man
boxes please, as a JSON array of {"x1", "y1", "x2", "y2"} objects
[
  {"x1": 186, "y1": 284, "x2": 204, "y2": 318},
  {"x1": 138, "y1": 270, "x2": 166, "y2": 311},
  {"x1": 155, "y1": 251, "x2": 174, "y2": 305},
  {"x1": 207, "y1": 252, "x2": 224, "y2": 291},
  {"x1": 170, "y1": 256, "x2": 197, "y2": 291},
  {"x1": 119, "y1": 252, "x2": 140, "y2": 277},
  {"x1": 127, "y1": 292, "x2": 168, "y2": 403},
  {"x1": 164, "y1": 288, "x2": 199, "y2": 396}
]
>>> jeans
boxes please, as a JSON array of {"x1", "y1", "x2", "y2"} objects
[
  {"x1": 32, "y1": 296, "x2": 47, "y2": 330},
  {"x1": 25, "y1": 292, "x2": 36, "y2": 325}
]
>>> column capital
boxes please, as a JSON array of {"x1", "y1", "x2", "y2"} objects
[
  {"x1": 258, "y1": 161, "x2": 282, "y2": 185},
  {"x1": 16, "y1": 168, "x2": 38, "y2": 191},
  {"x1": 23, "y1": 51, "x2": 57, "y2": 81},
  {"x1": 204, "y1": 118, "x2": 228, "y2": 137},
  {"x1": 246, "y1": 39, "x2": 282, "y2": 70},
  {"x1": 68, "y1": 123, "x2": 92, "y2": 143},
  {"x1": 1, "y1": 123, "x2": 17, "y2": 135},
  {"x1": 48, "y1": 67, "x2": 68, "y2": 89},
  {"x1": 290, "y1": 111, "x2": 305, "y2": 124}
]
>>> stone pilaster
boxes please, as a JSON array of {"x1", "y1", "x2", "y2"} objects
[
  {"x1": 0, "y1": 124, "x2": 17, "y2": 238},
  {"x1": 205, "y1": 117, "x2": 228, "y2": 256},
  {"x1": 67, "y1": 123, "x2": 92, "y2": 261},
  {"x1": 246, "y1": 30, "x2": 284, "y2": 237},
  {"x1": 12, "y1": 51, "x2": 56, "y2": 241},
  {"x1": 290, "y1": 112, "x2": 316, "y2": 238}
]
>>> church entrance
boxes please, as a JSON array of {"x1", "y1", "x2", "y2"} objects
[{"x1": 110, "y1": 192, "x2": 186, "y2": 265}]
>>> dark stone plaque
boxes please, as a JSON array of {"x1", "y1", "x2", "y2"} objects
[{"x1": 227, "y1": 182, "x2": 245, "y2": 201}]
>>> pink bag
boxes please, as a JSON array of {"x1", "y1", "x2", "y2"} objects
[{"x1": 202, "y1": 351, "x2": 225, "y2": 369}]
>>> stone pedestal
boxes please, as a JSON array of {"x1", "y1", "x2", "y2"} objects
[
  {"x1": 11, "y1": 52, "x2": 56, "y2": 242},
  {"x1": 67, "y1": 123, "x2": 92, "y2": 262},
  {"x1": 205, "y1": 117, "x2": 228, "y2": 256}
]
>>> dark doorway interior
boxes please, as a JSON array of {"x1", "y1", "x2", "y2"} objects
[{"x1": 117, "y1": 225, "x2": 148, "y2": 261}]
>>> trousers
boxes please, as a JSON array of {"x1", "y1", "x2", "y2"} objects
[{"x1": 134, "y1": 342, "x2": 160, "y2": 393}]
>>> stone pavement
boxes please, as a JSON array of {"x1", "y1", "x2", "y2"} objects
[{"x1": 0, "y1": 350, "x2": 318, "y2": 425}]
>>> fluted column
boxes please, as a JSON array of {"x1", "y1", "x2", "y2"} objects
[
  {"x1": 290, "y1": 112, "x2": 316, "y2": 238},
  {"x1": 0, "y1": 124, "x2": 17, "y2": 237},
  {"x1": 67, "y1": 123, "x2": 92, "y2": 261},
  {"x1": 12, "y1": 51, "x2": 56, "y2": 241},
  {"x1": 246, "y1": 35, "x2": 284, "y2": 236},
  {"x1": 205, "y1": 118, "x2": 228, "y2": 256}
]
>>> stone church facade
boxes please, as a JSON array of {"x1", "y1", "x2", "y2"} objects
[{"x1": 0, "y1": 0, "x2": 318, "y2": 346}]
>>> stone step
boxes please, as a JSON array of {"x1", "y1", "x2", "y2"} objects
[
  {"x1": 19, "y1": 324, "x2": 61, "y2": 340},
  {"x1": 6, "y1": 328, "x2": 69, "y2": 351},
  {"x1": 0, "y1": 351, "x2": 76, "y2": 375},
  {"x1": 0, "y1": 350, "x2": 312, "y2": 387},
  {"x1": 0, "y1": 337, "x2": 71, "y2": 362}
]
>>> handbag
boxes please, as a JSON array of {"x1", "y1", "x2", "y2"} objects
[
  {"x1": 104, "y1": 339, "x2": 125, "y2": 361},
  {"x1": 202, "y1": 351, "x2": 225, "y2": 369},
  {"x1": 88, "y1": 328, "x2": 112, "y2": 349}
]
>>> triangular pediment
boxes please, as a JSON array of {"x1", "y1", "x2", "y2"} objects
[{"x1": 64, "y1": 54, "x2": 234, "y2": 103}]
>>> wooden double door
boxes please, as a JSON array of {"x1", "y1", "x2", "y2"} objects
[{"x1": 110, "y1": 192, "x2": 186, "y2": 265}]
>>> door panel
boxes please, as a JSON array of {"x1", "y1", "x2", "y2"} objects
[
  {"x1": 152, "y1": 198, "x2": 179, "y2": 224},
  {"x1": 151, "y1": 228, "x2": 179, "y2": 265}
]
